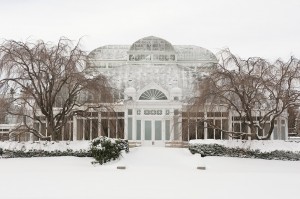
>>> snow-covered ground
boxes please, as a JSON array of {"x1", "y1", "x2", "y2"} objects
[{"x1": 0, "y1": 147, "x2": 300, "y2": 199}]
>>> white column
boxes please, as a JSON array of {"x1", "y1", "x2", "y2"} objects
[
  {"x1": 228, "y1": 111, "x2": 232, "y2": 140},
  {"x1": 98, "y1": 112, "x2": 101, "y2": 137},
  {"x1": 162, "y1": 119, "x2": 165, "y2": 141},
  {"x1": 124, "y1": 111, "x2": 128, "y2": 140},
  {"x1": 170, "y1": 115, "x2": 174, "y2": 141},
  {"x1": 116, "y1": 118, "x2": 118, "y2": 138},
  {"x1": 90, "y1": 119, "x2": 92, "y2": 140},
  {"x1": 204, "y1": 111, "x2": 207, "y2": 139},
  {"x1": 61, "y1": 126, "x2": 64, "y2": 141},
  {"x1": 30, "y1": 133, "x2": 34, "y2": 141},
  {"x1": 132, "y1": 109, "x2": 136, "y2": 141},
  {"x1": 73, "y1": 115, "x2": 77, "y2": 141},
  {"x1": 152, "y1": 119, "x2": 155, "y2": 143},
  {"x1": 108, "y1": 119, "x2": 110, "y2": 138},
  {"x1": 178, "y1": 114, "x2": 182, "y2": 141},
  {"x1": 141, "y1": 118, "x2": 145, "y2": 141},
  {"x1": 284, "y1": 117, "x2": 288, "y2": 140},
  {"x1": 82, "y1": 119, "x2": 85, "y2": 140}
]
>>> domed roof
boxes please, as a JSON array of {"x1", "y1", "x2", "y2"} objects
[
  {"x1": 88, "y1": 45, "x2": 129, "y2": 60},
  {"x1": 175, "y1": 45, "x2": 217, "y2": 61},
  {"x1": 129, "y1": 36, "x2": 175, "y2": 52}
]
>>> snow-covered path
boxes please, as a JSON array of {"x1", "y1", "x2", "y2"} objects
[{"x1": 0, "y1": 147, "x2": 300, "y2": 199}]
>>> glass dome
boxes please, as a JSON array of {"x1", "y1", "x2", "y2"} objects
[
  {"x1": 129, "y1": 36, "x2": 175, "y2": 52},
  {"x1": 128, "y1": 36, "x2": 176, "y2": 62}
]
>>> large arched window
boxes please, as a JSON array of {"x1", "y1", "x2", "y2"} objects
[{"x1": 139, "y1": 89, "x2": 168, "y2": 100}]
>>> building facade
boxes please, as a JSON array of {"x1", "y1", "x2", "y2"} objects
[
  {"x1": 0, "y1": 36, "x2": 288, "y2": 143},
  {"x1": 79, "y1": 36, "x2": 287, "y2": 145}
]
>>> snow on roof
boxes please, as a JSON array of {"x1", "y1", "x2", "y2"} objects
[{"x1": 87, "y1": 36, "x2": 217, "y2": 62}]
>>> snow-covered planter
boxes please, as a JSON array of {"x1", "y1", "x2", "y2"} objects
[
  {"x1": 189, "y1": 143, "x2": 300, "y2": 161},
  {"x1": 90, "y1": 137, "x2": 129, "y2": 165}
]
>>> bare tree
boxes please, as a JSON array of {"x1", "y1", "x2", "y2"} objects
[
  {"x1": 0, "y1": 96, "x2": 10, "y2": 124},
  {"x1": 0, "y1": 38, "x2": 112, "y2": 140},
  {"x1": 193, "y1": 49, "x2": 300, "y2": 140}
]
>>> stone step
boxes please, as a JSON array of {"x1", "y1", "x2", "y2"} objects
[
  {"x1": 128, "y1": 141, "x2": 142, "y2": 148},
  {"x1": 165, "y1": 141, "x2": 188, "y2": 148}
]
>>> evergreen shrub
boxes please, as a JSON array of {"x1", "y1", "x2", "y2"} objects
[
  {"x1": 189, "y1": 143, "x2": 300, "y2": 161},
  {"x1": 90, "y1": 136, "x2": 129, "y2": 165}
]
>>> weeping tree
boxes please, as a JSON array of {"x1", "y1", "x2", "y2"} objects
[
  {"x1": 193, "y1": 49, "x2": 300, "y2": 140},
  {"x1": 0, "y1": 38, "x2": 112, "y2": 140},
  {"x1": 0, "y1": 95, "x2": 10, "y2": 124}
]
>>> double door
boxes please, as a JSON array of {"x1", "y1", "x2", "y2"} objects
[{"x1": 143, "y1": 120, "x2": 164, "y2": 146}]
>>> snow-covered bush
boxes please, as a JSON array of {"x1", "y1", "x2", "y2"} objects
[
  {"x1": 189, "y1": 143, "x2": 300, "y2": 161},
  {"x1": 90, "y1": 137, "x2": 129, "y2": 165},
  {"x1": 1, "y1": 149, "x2": 91, "y2": 158}
]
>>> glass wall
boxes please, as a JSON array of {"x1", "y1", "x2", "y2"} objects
[
  {"x1": 136, "y1": 120, "x2": 141, "y2": 140},
  {"x1": 155, "y1": 120, "x2": 162, "y2": 140},
  {"x1": 145, "y1": 121, "x2": 152, "y2": 140}
]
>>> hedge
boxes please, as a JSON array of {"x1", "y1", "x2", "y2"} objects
[
  {"x1": 189, "y1": 143, "x2": 300, "y2": 161},
  {"x1": 0, "y1": 137, "x2": 129, "y2": 165}
]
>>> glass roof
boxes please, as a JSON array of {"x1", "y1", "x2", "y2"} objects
[{"x1": 129, "y1": 36, "x2": 175, "y2": 52}]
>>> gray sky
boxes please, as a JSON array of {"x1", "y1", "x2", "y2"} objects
[{"x1": 0, "y1": 0, "x2": 299, "y2": 61}]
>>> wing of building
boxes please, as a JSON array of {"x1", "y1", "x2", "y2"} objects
[{"x1": 0, "y1": 36, "x2": 288, "y2": 143}]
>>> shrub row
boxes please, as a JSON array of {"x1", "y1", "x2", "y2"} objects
[
  {"x1": 189, "y1": 143, "x2": 300, "y2": 161},
  {"x1": 0, "y1": 137, "x2": 129, "y2": 165},
  {"x1": 1, "y1": 149, "x2": 91, "y2": 158}
]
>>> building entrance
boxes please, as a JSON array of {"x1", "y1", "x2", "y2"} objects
[{"x1": 142, "y1": 119, "x2": 164, "y2": 146}]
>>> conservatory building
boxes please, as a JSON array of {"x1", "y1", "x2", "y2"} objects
[
  {"x1": 0, "y1": 36, "x2": 288, "y2": 143},
  {"x1": 69, "y1": 36, "x2": 287, "y2": 145}
]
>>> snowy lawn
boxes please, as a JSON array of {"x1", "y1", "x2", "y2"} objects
[{"x1": 1, "y1": 147, "x2": 300, "y2": 199}]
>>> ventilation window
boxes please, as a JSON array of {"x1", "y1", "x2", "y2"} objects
[{"x1": 139, "y1": 89, "x2": 167, "y2": 100}]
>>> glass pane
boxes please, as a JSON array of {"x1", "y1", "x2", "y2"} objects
[
  {"x1": 215, "y1": 120, "x2": 221, "y2": 139},
  {"x1": 136, "y1": 120, "x2": 141, "y2": 140},
  {"x1": 182, "y1": 119, "x2": 188, "y2": 141},
  {"x1": 92, "y1": 119, "x2": 98, "y2": 139},
  {"x1": 101, "y1": 119, "x2": 108, "y2": 137},
  {"x1": 207, "y1": 119, "x2": 214, "y2": 139},
  {"x1": 222, "y1": 119, "x2": 228, "y2": 139},
  {"x1": 197, "y1": 120, "x2": 204, "y2": 139},
  {"x1": 189, "y1": 120, "x2": 196, "y2": 140},
  {"x1": 117, "y1": 119, "x2": 124, "y2": 139},
  {"x1": 145, "y1": 121, "x2": 152, "y2": 140},
  {"x1": 77, "y1": 119, "x2": 83, "y2": 140},
  {"x1": 155, "y1": 120, "x2": 162, "y2": 140},
  {"x1": 110, "y1": 119, "x2": 116, "y2": 138},
  {"x1": 273, "y1": 127, "x2": 278, "y2": 139},
  {"x1": 128, "y1": 118, "x2": 132, "y2": 140},
  {"x1": 165, "y1": 120, "x2": 170, "y2": 140},
  {"x1": 281, "y1": 126, "x2": 285, "y2": 140},
  {"x1": 174, "y1": 116, "x2": 179, "y2": 140},
  {"x1": 264, "y1": 123, "x2": 270, "y2": 137},
  {"x1": 84, "y1": 119, "x2": 90, "y2": 140}
]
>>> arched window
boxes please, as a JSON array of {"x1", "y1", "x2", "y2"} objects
[{"x1": 139, "y1": 89, "x2": 168, "y2": 100}]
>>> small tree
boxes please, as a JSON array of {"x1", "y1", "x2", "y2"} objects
[
  {"x1": 0, "y1": 38, "x2": 112, "y2": 140},
  {"x1": 193, "y1": 49, "x2": 300, "y2": 140}
]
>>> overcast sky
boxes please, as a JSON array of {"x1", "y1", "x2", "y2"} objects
[{"x1": 0, "y1": 0, "x2": 299, "y2": 61}]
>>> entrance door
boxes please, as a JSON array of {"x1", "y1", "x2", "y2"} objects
[
  {"x1": 142, "y1": 120, "x2": 164, "y2": 146},
  {"x1": 145, "y1": 120, "x2": 152, "y2": 140}
]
